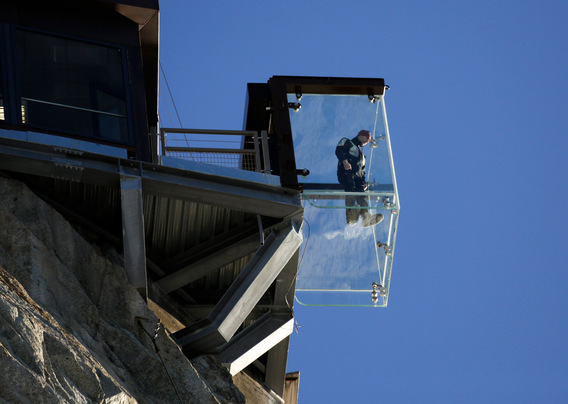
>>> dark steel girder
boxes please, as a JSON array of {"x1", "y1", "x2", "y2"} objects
[
  {"x1": 155, "y1": 232, "x2": 261, "y2": 293},
  {"x1": 173, "y1": 223, "x2": 302, "y2": 357},
  {"x1": 0, "y1": 138, "x2": 302, "y2": 218}
]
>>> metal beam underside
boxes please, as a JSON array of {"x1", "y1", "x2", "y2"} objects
[
  {"x1": 162, "y1": 219, "x2": 260, "y2": 271},
  {"x1": 0, "y1": 139, "x2": 301, "y2": 218},
  {"x1": 120, "y1": 176, "x2": 148, "y2": 297},
  {"x1": 265, "y1": 337, "x2": 292, "y2": 397},
  {"x1": 155, "y1": 232, "x2": 261, "y2": 293},
  {"x1": 263, "y1": 250, "x2": 300, "y2": 396},
  {"x1": 217, "y1": 312, "x2": 294, "y2": 376},
  {"x1": 173, "y1": 223, "x2": 302, "y2": 356},
  {"x1": 140, "y1": 167, "x2": 300, "y2": 218}
]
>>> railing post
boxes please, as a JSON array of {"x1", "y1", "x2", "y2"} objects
[
  {"x1": 253, "y1": 131, "x2": 262, "y2": 173},
  {"x1": 261, "y1": 130, "x2": 271, "y2": 173},
  {"x1": 157, "y1": 128, "x2": 274, "y2": 175},
  {"x1": 149, "y1": 126, "x2": 158, "y2": 163},
  {"x1": 160, "y1": 128, "x2": 167, "y2": 156},
  {"x1": 120, "y1": 175, "x2": 148, "y2": 300}
]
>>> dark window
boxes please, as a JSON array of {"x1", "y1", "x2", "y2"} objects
[
  {"x1": 15, "y1": 29, "x2": 129, "y2": 143},
  {"x1": 0, "y1": 54, "x2": 4, "y2": 121},
  {"x1": 0, "y1": 84, "x2": 4, "y2": 121}
]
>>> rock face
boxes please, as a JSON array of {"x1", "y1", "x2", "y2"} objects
[{"x1": 0, "y1": 176, "x2": 245, "y2": 403}]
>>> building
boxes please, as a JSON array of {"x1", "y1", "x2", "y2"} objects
[{"x1": 0, "y1": 1, "x2": 399, "y2": 402}]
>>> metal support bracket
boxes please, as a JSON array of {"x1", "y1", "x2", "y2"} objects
[
  {"x1": 120, "y1": 175, "x2": 148, "y2": 300},
  {"x1": 217, "y1": 312, "x2": 294, "y2": 376},
  {"x1": 173, "y1": 222, "x2": 302, "y2": 356}
]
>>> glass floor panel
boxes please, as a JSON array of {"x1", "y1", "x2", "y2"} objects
[{"x1": 289, "y1": 93, "x2": 400, "y2": 307}]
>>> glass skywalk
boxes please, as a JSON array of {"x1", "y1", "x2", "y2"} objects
[{"x1": 290, "y1": 93, "x2": 400, "y2": 307}]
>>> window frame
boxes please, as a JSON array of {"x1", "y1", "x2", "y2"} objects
[
  {"x1": 0, "y1": 24, "x2": 12, "y2": 123},
  {"x1": 5, "y1": 25, "x2": 134, "y2": 146}
]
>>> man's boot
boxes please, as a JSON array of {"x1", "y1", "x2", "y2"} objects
[
  {"x1": 361, "y1": 212, "x2": 384, "y2": 227},
  {"x1": 346, "y1": 208, "x2": 359, "y2": 226}
]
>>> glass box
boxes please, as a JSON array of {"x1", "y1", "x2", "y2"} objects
[{"x1": 289, "y1": 93, "x2": 400, "y2": 307}]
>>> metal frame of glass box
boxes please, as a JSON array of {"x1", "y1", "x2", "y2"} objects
[{"x1": 266, "y1": 76, "x2": 399, "y2": 307}]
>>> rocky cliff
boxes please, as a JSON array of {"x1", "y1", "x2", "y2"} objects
[{"x1": 0, "y1": 176, "x2": 246, "y2": 403}]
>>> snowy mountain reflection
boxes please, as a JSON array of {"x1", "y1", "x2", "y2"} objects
[{"x1": 288, "y1": 94, "x2": 399, "y2": 307}]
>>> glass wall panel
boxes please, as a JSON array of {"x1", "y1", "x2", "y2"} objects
[
  {"x1": 295, "y1": 201, "x2": 399, "y2": 307},
  {"x1": 16, "y1": 29, "x2": 129, "y2": 143},
  {"x1": 288, "y1": 93, "x2": 398, "y2": 208},
  {"x1": 289, "y1": 94, "x2": 390, "y2": 183},
  {"x1": 289, "y1": 93, "x2": 400, "y2": 307}
]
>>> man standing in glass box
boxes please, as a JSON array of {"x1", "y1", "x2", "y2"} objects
[{"x1": 336, "y1": 130, "x2": 384, "y2": 227}]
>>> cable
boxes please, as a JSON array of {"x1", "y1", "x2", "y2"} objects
[
  {"x1": 159, "y1": 62, "x2": 194, "y2": 149},
  {"x1": 137, "y1": 320, "x2": 188, "y2": 404},
  {"x1": 159, "y1": 83, "x2": 174, "y2": 128},
  {"x1": 159, "y1": 62, "x2": 183, "y2": 128}
]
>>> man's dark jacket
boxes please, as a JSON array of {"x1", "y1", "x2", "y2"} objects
[{"x1": 335, "y1": 136, "x2": 367, "y2": 191}]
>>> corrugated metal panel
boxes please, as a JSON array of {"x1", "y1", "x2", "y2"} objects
[
  {"x1": 143, "y1": 193, "x2": 254, "y2": 260},
  {"x1": 19, "y1": 175, "x2": 258, "y2": 306}
]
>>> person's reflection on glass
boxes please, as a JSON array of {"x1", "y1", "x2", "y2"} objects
[{"x1": 335, "y1": 130, "x2": 384, "y2": 227}]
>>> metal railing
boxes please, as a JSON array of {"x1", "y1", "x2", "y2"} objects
[{"x1": 159, "y1": 128, "x2": 271, "y2": 173}]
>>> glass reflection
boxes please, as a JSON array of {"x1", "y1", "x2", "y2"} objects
[
  {"x1": 289, "y1": 94, "x2": 394, "y2": 187},
  {"x1": 16, "y1": 29, "x2": 129, "y2": 143},
  {"x1": 288, "y1": 93, "x2": 399, "y2": 307}
]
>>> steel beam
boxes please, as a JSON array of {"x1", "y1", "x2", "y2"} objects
[
  {"x1": 120, "y1": 176, "x2": 148, "y2": 298},
  {"x1": 0, "y1": 138, "x2": 302, "y2": 218},
  {"x1": 268, "y1": 77, "x2": 299, "y2": 188},
  {"x1": 155, "y1": 232, "x2": 260, "y2": 293},
  {"x1": 140, "y1": 167, "x2": 301, "y2": 218},
  {"x1": 217, "y1": 312, "x2": 294, "y2": 376},
  {"x1": 265, "y1": 337, "x2": 292, "y2": 397},
  {"x1": 173, "y1": 223, "x2": 302, "y2": 356},
  {"x1": 263, "y1": 251, "x2": 300, "y2": 396}
]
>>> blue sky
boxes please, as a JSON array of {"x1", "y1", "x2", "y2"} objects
[{"x1": 159, "y1": 1, "x2": 568, "y2": 402}]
